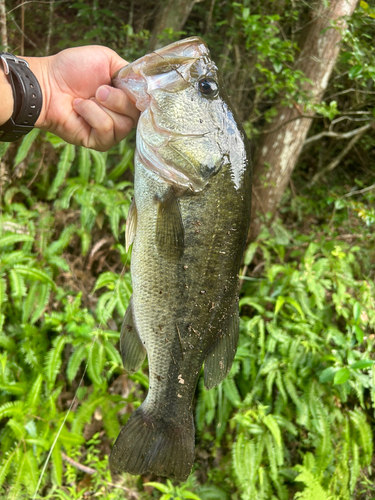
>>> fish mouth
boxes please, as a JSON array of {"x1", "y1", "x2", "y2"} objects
[
  {"x1": 112, "y1": 36, "x2": 209, "y2": 82},
  {"x1": 112, "y1": 37, "x2": 214, "y2": 111}
]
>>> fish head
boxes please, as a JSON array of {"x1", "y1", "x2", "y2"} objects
[{"x1": 113, "y1": 37, "x2": 248, "y2": 192}]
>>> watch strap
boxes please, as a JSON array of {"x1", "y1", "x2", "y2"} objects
[{"x1": 0, "y1": 52, "x2": 43, "y2": 142}]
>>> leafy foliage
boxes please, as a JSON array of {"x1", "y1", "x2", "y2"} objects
[{"x1": 1, "y1": 1, "x2": 375, "y2": 499}]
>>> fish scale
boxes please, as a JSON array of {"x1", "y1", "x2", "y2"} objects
[{"x1": 110, "y1": 36, "x2": 252, "y2": 481}]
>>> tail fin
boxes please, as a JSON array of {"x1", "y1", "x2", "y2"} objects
[{"x1": 110, "y1": 405, "x2": 195, "y2": 481}]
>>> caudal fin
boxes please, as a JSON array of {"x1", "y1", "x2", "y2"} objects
[{"x1": 110, "y1": 405, "x2": 195, "y2": 481}]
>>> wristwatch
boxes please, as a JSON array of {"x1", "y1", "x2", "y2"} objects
[{"x1": 0, "y1": 52, "x2": 43, "y2": 142}]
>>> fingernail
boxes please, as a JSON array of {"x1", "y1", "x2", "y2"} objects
[
  {"x1": 73, "y1": 98, "x2": 83, "y2": 107},
  {"x1": 97, "y1": 86, "x2": 110, "y2": 102}
]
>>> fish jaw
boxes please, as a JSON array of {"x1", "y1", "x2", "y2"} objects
[{"x1": 112, "y1": 36, "x2": 211, "y2": 112}]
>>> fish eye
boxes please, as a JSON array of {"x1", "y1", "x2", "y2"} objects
[{"x1": 198, "y1": 78, "x2": 218, "y2": 97}]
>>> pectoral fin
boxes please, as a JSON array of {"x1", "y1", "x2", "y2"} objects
[
  {"x1": 204, "y1": 300, "x2": 240, "y2": 390},
  {"x1": 120, "y1": 297, "x2": 146, "y2": 374},
  {"x1": 126, "y1": 198, "x2": 137, "y2": 252},
  {"x1": 155, "y1": 189, "x2": 184, "y2": 260}
]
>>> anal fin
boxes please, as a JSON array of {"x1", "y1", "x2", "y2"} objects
[
  {"x1": 126, "y1": 198, "x2": 137, "y2": 252},
  {"x1": 155, "y1": 188, "x2": 184, "y2": 261},
  {"x1": 120, "y1": 297, "x2": 146, "y2": 374},
  {"x1": 204, "y1": 300, "x2": 240, "y2": 390}
]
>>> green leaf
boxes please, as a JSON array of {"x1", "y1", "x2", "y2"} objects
[
  {"x1": 333, "y1": 367, "x2": 350, "y2": 385},
  {"x1": 9, "y1": 269, "x2": 26, "y2": 299},
  {"x1": 87, "y1": 341, "x2": 104, "y2": 385},
  {"x1": 51, "y1": 440, "x2": 63, "y2": 485},
  {"x1": 108, "y1": 149, "x2": 133, "y2": 180},
  {"x1": 67, "y1": 344, "x2": 87, "y2": 383},
  {"x1": 350, "y1": 359, "x2": 374, "y2": 370},
  {"x1": 319, "y1": 367, "x2": 336, "y2": 383},
  {"x1": 146, "y1": 482, "x2": 171, "y2": 494},
  {"x1": 90, "y1": 149, "x2": 107, "y2": 183},
  {"x1": 348, "y1": 65, "x2": 363, "y2": 79},
  {"x1": 48, "y1": 143, "x2": 76, "y2": 198},
  {"x1": 14, "y1": 264, "x2": 55, "y2": 288},
  {"x1": 0, "y1": 233, "x2": 34, "y2": 248},
  {"x1": 0, "y1": 450, "x2": 16, "y2": 488},
  {"x1": 45, "y1": 336, "x2": 67, "y2": 391},
  {"x1": 78, "y1": 146, "x2": 91, "y2": 182},
  {"x1": 13, "y1": 128, "x2": 41, "y2": 166}
]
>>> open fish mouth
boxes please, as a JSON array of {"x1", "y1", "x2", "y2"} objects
[{"x1": 112, "y1": 36, "x2": 217, "y2": 112}]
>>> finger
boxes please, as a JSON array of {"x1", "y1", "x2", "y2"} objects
[
  {"x1": 96, "y1": 85, "x2": 140, "y2": 124},
  {"x1": 73, "y1": 98, "x2": 133, "y2": 151}
]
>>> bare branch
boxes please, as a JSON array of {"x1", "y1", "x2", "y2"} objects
[
  {"x1": 8, "y1": 12, "x2": 41, "y2": 52},
  {"x1": 305, "y1": 123, "x2": 372, "y2": 145},
  {"x1": 342, "y1": 183, "x2": 375, "y2": 198},
  {"x1": 61, "y1": 452, "x2": 96, "y2": 475},
  {"x1": 309, "y1": 125, "x2": 371, "y2": 186}
]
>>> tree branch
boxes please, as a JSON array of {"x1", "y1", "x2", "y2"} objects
[
  {"x1": 309, "y1": 125, "x2": 371, "y2": 186},
  {"x1": 305, "y1": 123, "x2": 372, "y2": 145}
]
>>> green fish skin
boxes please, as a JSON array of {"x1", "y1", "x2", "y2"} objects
[{"x1": 110, "y1": 36, "x2": 252, "y2": 482}]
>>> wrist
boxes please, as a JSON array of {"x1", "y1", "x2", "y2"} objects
[
  {"x1": 22, "y1": 55, "x2": 51, "y2": 129},
  {"x1": 0, "y1": 63, "x2": 14, "y2": 126}
]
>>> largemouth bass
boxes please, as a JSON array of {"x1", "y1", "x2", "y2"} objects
[{"x1": 110, "y1": 36, "x2": 252, "y2": 481}]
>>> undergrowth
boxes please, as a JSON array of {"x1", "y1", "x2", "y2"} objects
[{"x1": 0, "y1": 131, "x2": 374, "y2": 499}]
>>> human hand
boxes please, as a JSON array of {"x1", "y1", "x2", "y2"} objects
[{"x1": 25, "y1": 46, "x2": 139, "y2": 152}]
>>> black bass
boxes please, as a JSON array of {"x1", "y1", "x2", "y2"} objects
[{"x1": 110, "y1": 37, "x2": 252, "y2": 481}]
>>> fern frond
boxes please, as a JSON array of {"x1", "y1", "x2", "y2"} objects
[
  {"x1": 90, "y1": 149, "x2": 107, "y2": 183},
  {"x1": 0, "y1": 450, "x2": 16, "y2": 489},
  {"x1": 78, "y1": 146, "x2": 91, "y2": 182},
  {"x1": 7, "y1": 418, "x2": 26, "y2": 440},
  {"x1": 0, "y1": 233, "x2": 34, "y2": 248},
  {"x1": 13, "y1": 264, "x2": 55, "y2": 288},
  {"x1": 223, "y1": 377, "x2": 241, "y2": 407},
  {"x1": 13, "y1": 128, "x2": 41, "y2": 167},
  {"x1": 22, "y1": 450, "x2": 39, "y2": 494},
  {"x1": 263, "y1": 414, "x2": 283, "y2": 466},
  {"x1": 9, "y1": 269, "x2": 26, "y2": 299},
  {"x1": 51, "y1": 440, "x2": 63, "y2": 486},
  {"x1": 71, "y1": 395, "x2": 105, "y2": 435},
  {"x1": 0, "y1": 276, "x2": 7, "y2": 309},
  {"x1": 26, "y1": 374, "x2": 43, "y2": 413},
  {"x1": 30, "y1": 283, "x2": 51, "y2": 323},
  {"x1": 66, "y1": 344, "x2": 87, "y2": 383},
  {"x1": 103, "y1": 339, "x2": 122, "y2": 367},
  {"x1": 294, "y1": 465, "x2": 330, "y2": 500},
  {"x1": 107, "y1": 149, "x2": 133, "y2": 180},
  {"x1": 87, "y1": 341, "x2": 104, "y2": 386},
  {"x1": 44, "y1": 336, "x2": 67, "y2": 391},
  {"x1": 0, "y1": 400, "x2": 24, "y2": 421},
  {"x1": 48, "y1": 143, "x2": 76, "y2": 199}
]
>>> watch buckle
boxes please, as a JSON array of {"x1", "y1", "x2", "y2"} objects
[{"x1": 1, "y1": 53, "x2": 29, "y2": 75}]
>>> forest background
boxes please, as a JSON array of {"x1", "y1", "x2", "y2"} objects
[{"x1": 0, "y1": 0, "x2": 375, "y2": 499}]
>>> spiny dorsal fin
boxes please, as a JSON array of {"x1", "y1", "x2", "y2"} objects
[
  {"x1": 120, "y1": 297, "x2": 146, "y2": 374},
  {"x1": 155, "y1": 189, "x2": 184, "y2": 261},
  {"x1": 126, "y1": 198, "x2": 137, "y2": 252},
  {"x1": 204, "y1": 299, "x2": 240, "y2": 390}
]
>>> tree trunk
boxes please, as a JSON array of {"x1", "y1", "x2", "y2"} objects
[
  {"x1": 250, "y1": 0, "x2": 358, "y2": 240},
  {"x1": 0, "y1": 0, "x2": 8, "y2": 51},
  {"x1": 149, "y1": 0, "x2": 200, "y2": 50}
]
